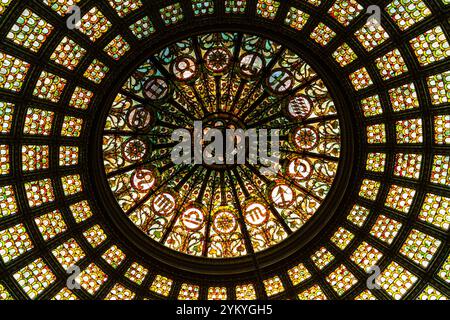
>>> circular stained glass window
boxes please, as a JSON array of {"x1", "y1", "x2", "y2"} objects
[{"x1": 102, "y1": 32, "x2": 341, "y2": 258}]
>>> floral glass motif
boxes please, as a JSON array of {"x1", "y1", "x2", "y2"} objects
[
  {"x1": 355, "y1": 290, "x2": 377, "y2": 300},
  {"x1": 52, "y1": 238, "x2": 86, "y2": 270},
  {"x1": 370, "y1": 214, "x2": 402, "y2": 244},
  {"x1": 311, "y1": 247, "x2": 334, "y2": 269},
  {"x1": 61, "y1": 116, "x2": 83, "y2": 137},
  {"x1": 396, "y1": 118, "x2": 423, "y2": 144},
  {"x1": 61, "y1": 174, "x2": 83, "y2": 196},
  {"x1": 0, "y1": 145, "x2": 9, "y2": 175},
  {"x1": 417, "y1": 286, "x2": 447, "y2": 300},
  {"x1": 350, "y1": 241, "x2": 383, "y2": 269},
  {"x1": 102, "y1": 245, "x2": 126, "y2": 268},
  {"x1": 349, "y1": 67, "x2": 373, "y2": 91},
  {"x1": 409, "y1": 26, "x2": 450, "y2": 66},
  {"x1": 366, "y1": 124, "x2": 386, "y2": 144},
  {"x1": 0, "y1": 0, "x2": 13, "y2": 15},
  {"x1": 298, "y1": 285, "x2": 327, "y2": 300},
  {"x1": 431, "y1": 155, "x2": 450, "y2": 186},
  {"x1": 59, "y1": 146, "x2": 79, "y2": 166},
  {"x1": 52, "y1": 288, "x2": 78, "y2": 300},
  {"x1": 385, "y1": 0, "x2": 431, "y2": 31},
  {"x1": 366, "y1": 152, "x2": 386, "y2": 173},
  {"x1": 77, "y1": 263, "x2": 108, "y2": 295},
  {"x1": 0, "y1": 102, "x2": 14, "y2": 133},
  {"x1": 288, "y1": 263, "x2": 311, "y2": 286},
  {"x1": 326, "y1": 264, "x2": 358, "y2": 296},
  {"x1": 69, "y1": 87, "x2": 94, "y2": 110},
  {"x1": 385, "y1": 185, "x2": 416, "y2": 214},
  {"x1": 330, "y1": 227, "x2": 354, "y2": 250},
  {"x1": 360, "y1": 95, "x2": 382, "y2": 117},
  {"x1": 437, "y1": 255, "x2": 449, "y2": 283},
  {"x1": 33, "y1": 71, "x2": 67, "y2": 102},
  {"x1": 347, "y1": 204, "x2": 370, "y2": 227},
  {"x1": 24, "y1": 178, "x2": 55, "y2": 208},
  {"x1": 263, "y1": 276, "x2": 284, "y2": 296},
  {"x1": 13, "y1": 258, "x2": 56, "y2": 299},
  {"x1": 105, "y1": 283, "x2": 135, "y2": 300},
  {"x1": 208, "y1": 287, "x2": 227, "y2": 300},
  {"x1": 69, "y1": 200, "x2": 93, "y2": 223},
  {"x1": 150, "y1": 275, "x2": 173, "y2": 296},
  {"x1": 306, "y1": 0, "x2": 322, "y2": 5},
  {"x1": 359, "y1": 179, "x2": 380, "y2": 201},
  {"x1": 125, "y1": 262, "x2": 148, "y2": 285}
]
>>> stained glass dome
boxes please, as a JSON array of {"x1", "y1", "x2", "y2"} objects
[
  {"x1": 102, "y1": 32, "x2": 341, "y2": 258},
  {"x1": 0, "y1": 0, "x2": 449, "y2": 300}
]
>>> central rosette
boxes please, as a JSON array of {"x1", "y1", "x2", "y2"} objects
[{"x1": 102, "y1": 32, "x2": 341, "y2": 258}]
